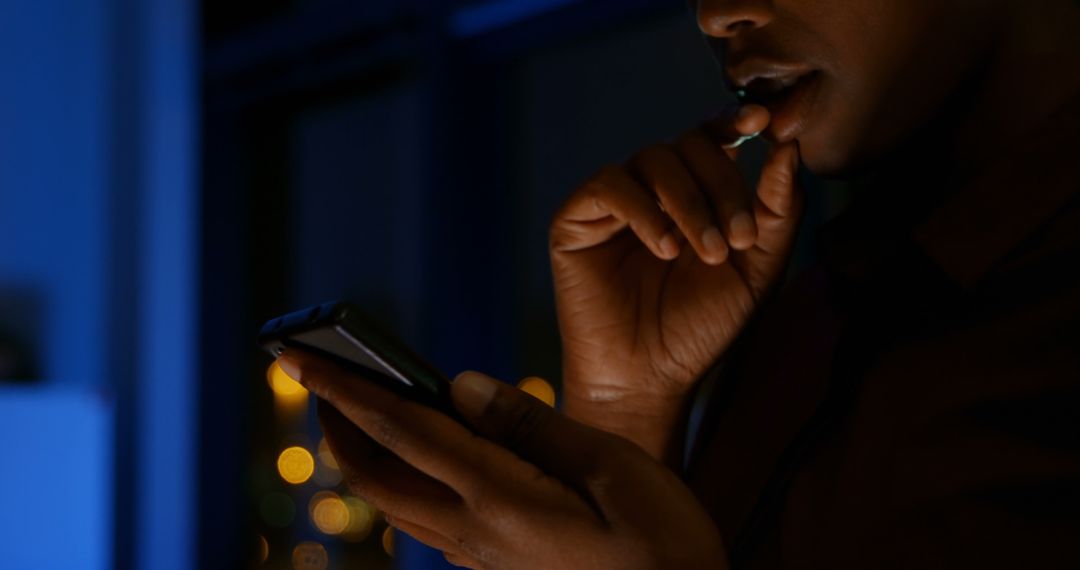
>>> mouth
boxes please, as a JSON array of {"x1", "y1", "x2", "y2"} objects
[{"x1": 726, "y1": 61, "x2": 822, "y2": 142}]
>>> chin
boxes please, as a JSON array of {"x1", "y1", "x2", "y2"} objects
[{"x1": 795, "y1": 131, "x2": 859, "y2": 179}]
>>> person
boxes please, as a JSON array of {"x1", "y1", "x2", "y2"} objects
[{"x1": 276, "y1": 0, "x2": 1080, "y2": 567}]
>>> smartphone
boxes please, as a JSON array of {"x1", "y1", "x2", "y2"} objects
[{"x1": 258, "y1": 301, "x2": 455, "y2": 415}]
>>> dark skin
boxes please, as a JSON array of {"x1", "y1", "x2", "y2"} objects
[{"x1": 279, "y1": 0, "x2": 1080, "y2": 567}]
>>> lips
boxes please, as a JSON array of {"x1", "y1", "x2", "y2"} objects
[{"x1": 725, "y1": 60, "x2": 822, "y2": 142}]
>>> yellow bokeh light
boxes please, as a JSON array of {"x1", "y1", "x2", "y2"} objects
[
  {"x1": 381, "y1": 526, "x2": 395, "y2": 557},
  {"x1": 267, "y1": 360, "x2": 309, "y2": 399},
  {"x1": 341, "y1": 496, "x2": 377, "y2": 542},
  {"x1": 317, "y1": 438, "x2": 338, "y2": 470},
  {"x1": 291, "y1": 541, "x2": 328, "y2": 570},
  {"x1": 257, "y1": 535, "x2": 269, "y2": 564},
  {"x1": 310, "y1": 492, "x2": 350, "y2": 536},
  {"x1": 517, "y1": 377, "x2": 556, "y2": 407},
  {"x1": 277, "y1": 446, "x2": 315, "y2": 485}
]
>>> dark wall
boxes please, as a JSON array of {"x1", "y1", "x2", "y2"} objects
[{"x1": 199, "y1": 3, "x2": 803, "y2": 569}]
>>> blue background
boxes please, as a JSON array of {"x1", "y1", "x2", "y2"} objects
[{"x1": 0, "y1": 0, "x2": 816, "y2": 568}]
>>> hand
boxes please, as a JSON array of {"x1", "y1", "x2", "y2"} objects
[
  {"x1": 278, "y1": 351, "x2": 729, "y2": 570},
  {"x1": 549, "y1": 106, "x2": 803, "y2": 464}
]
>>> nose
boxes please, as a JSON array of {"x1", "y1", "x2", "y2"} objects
[{"x1": 697, "y1": 0, "x2": 774, "y2": 38}]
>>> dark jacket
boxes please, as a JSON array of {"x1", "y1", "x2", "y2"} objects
[{"x1": 688, "y1": 96, "x2": 1080, "y2": 569}]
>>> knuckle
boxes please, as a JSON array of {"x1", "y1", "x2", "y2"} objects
[
  {"x1": 563, "y1": 165, "x2": 622, "y2": 211},
  {"x1": 560, "y1": 164, "x2": 620, "y2": 209},
  {"x1": 665, "y1": 191, "x2": 710, "y2": 227}
]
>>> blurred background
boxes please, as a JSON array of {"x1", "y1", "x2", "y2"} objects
[{"x1": 0, "y1": 0, "x2": 837, "y2": 568}]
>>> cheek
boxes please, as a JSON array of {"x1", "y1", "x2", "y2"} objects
[
  {"x1": 795, "y1": 79, "x2": 866, "y2": 176},
  {"x1": 791, "y1": 2, "x2": 938, "y2": 174},
  {"x1": 796, "y1": 0, "x2": 999, "y2": 174}
]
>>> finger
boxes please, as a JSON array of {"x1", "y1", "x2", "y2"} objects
[
  {"x1": 701, "y1": 104, "x2": 770, "y2": 160},
  {"x1": 282, "y1": 351, "x2": 487, "y2": 499},
  {"x1": 444, "y1": 551, "x2": 483, "y2": 569},
  {"x1": 740, "y1": 141, "x2": 804, "y2": 292},
  {"x1": 318, "y1": 401, "x2": 464, "y2": 530},
  {"x1": 671, "y1": 130, "x2": 757, "y2": 252},
  {"x1": 551, "y1": 164, "x2": 680, "y2": 260},
  {"x1": 755, "y1": 141, "x2": 802, "y2": 221},
  {"x1": 629, "y1": 146, "x2": 727, "y2": 265}
]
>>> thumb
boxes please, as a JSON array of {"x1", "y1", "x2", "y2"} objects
[
  {"x1": 755, "y1": 140, "x2": 802, "y2": 225},
  {"x1": 452, "y1": 371, "x2": 624, "y2": 484},
  {"x1": 740, "y1": 141, "x2": 804, "y2": 292}
]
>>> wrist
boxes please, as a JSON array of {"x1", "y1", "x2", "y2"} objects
[{"x1": 562, "y1": 385, "x2": 694, "y2": 470}]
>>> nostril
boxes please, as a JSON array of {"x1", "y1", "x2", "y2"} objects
[
  {"x1": 701, "y1": 15, "x2": 761, "y2": 37},
  {"x1": 698, "y1": 3, "x2": 773, "y2": 38},
  {"x1": 726, "y1": 18, "x2": 756, "y2": 35}
]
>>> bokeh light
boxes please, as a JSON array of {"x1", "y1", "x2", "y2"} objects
[
  {"x1": 309, "y1": 491, "x2": 350, "y2": 535},
  {"x1": 312, "y1": 438, "x2": 342, "y2": 485},
  {"x1": 517, "y1": 376, "x2": 556, "y2": 407},
  {"x1": 267, "y1": 360, "x2": 309, "y2": 400},
  {"x1": 257, "y1": 535, "x2": 269, "y2": 564},
  {"x1": 312, "y1": 464, "x2": 343, "y2": 487},
  {"x1": 341, "y1": 496, "x2": 377, "y2": 542},
  {"x1": 260, "y1": 492, "x2": 296, "y2": 528},
  {"x1": 382, "y1": 526, "x2": 395, "y2": 557},
  {"x1": 277, "y1": 446, "x2": 315, "y2": 485},
  {"x1": 291, "y1": 541, "x2": 328, "y2": 570},
  {"x1": 317, "y1": 437, "x2": 338, "y2": 470}
]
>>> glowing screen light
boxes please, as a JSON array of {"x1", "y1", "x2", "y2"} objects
[
  {"x1": 517, "y1": 376, "x2": 556, "y2": 407},
  {"x1": 277, "y1": 446, "x2": 315, "y2": 485}
]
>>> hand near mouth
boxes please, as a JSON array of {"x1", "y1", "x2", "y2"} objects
[{"x1": 549, "y1": 106, "x2": 804, "y2": 469}]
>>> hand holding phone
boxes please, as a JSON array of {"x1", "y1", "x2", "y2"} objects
[{"x1": 258, "y1": 301, "x2": 455, "y2": 416}]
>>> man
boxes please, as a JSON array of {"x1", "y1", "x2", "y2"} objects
[{"x1": 278, "y1": 0, "x2": 1080, "y2": 567}]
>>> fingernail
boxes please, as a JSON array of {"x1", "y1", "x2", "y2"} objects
[
  {"x1": 729, "y1": 212, "x2": 756, "y2": 250},
  {"x1": 658, "y1": 233, "x2": 680, "y2": 259},
  {"x1": 277, "y1": 355, "x2": 303, "y2": 384},
  {"x1": 736, "y1": 105, "x2": 754, "y2": 121},
  {"x1": 701, "y1": 226, "x2": 728, "y2": 263},
  {"x1": 453, "y1": 371, "x2": 498, "y2": 418}
]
